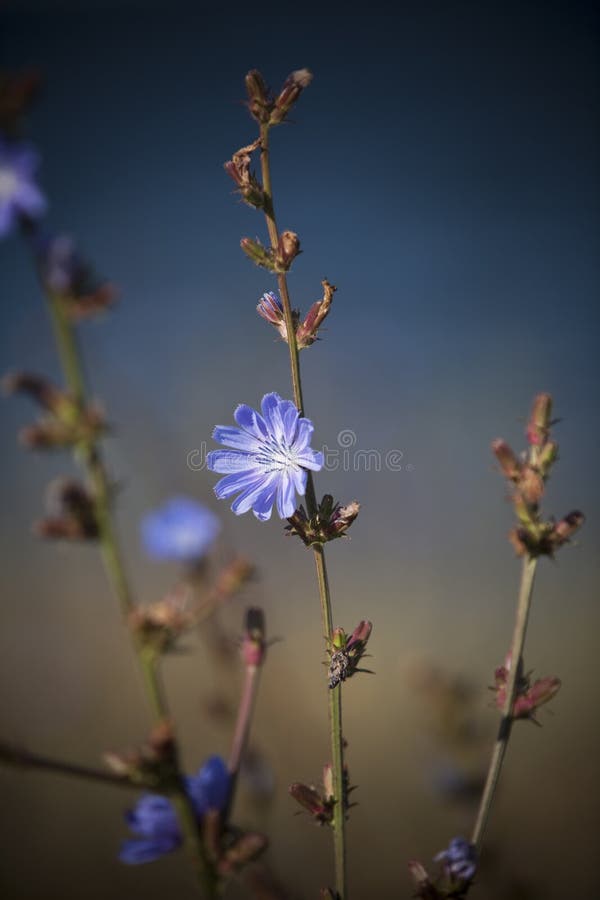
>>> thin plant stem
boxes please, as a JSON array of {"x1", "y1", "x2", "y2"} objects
[
  {"x1": 0, "y1": 740, "x2": 154, "y2": 790},
  {"x1": 225, "y1": 662, "x2": 261, "y2": 821},
  {"x1": 259, "y1": 123, "x2": 347, "y2": 898},
  {"x1": 42, "y1": 284, "x2": 217, "y2": 898},
  {"x1": 470, "y1": 554, "x2": 538, "y2": 852}
]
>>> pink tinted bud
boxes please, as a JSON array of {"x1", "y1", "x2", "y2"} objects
[
  {"x1": 270, "y1": 69, "x2": 313, "y2": 125},
  {"x1": 491, "y1": 439, "x2": 522, "y2": 481},
  {"x1": 513, "y1": 676, "x2": 561, "y2": 719},
  {"x1": 289, "y1": 782, "x2": 333, "y2": 824},
  {"x1": 245, "y1": 70, "x2": 272, "y2": 123},
  {"x1": 322, "y1": 763, "x2": 334, "y2": 801},
  {"x1": 527, "y1": 393, "x2": 553, "y2": 445},
  {"x1": 276, "y1": 230, "x2": 301, "y2": 270},
  {"x1": 242, "y1": 607, "x2": 266, "y2": 668},
  {"x1": 346, "y1": 620, "x2": 372, "y2": 651},
  {"x1": 551, "y1": 510, "x2": 585, "y2": 547},
  {"x1": 519, "y1": 466, "x2": 544, "y2": 505}
]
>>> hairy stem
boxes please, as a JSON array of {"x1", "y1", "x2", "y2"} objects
[
  {"x1": 471, "y1": 555, "x2": 538, "y2": 851},
  {"x1": 259, "y1": 123, "x2": 347, "y2": 897}
]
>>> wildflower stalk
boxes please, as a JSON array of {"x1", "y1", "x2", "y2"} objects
[
  {"x1": 471, "y1": 554, "x2": 538, "y2": 852},
  {"x1": 0, "y1": 740, "x2": 154, "y2": 790},
  {"x1": 259, "y1": 123, "x2": 347, "y2": 897},
  {"x1": 42, "y1": 279, "x2": 218, "y2": 899},
  {"x1": 226, "y1": 662, "x2": 261, "y2": 812}
]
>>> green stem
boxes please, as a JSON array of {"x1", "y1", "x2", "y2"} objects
[
  {"x1": 259, "y1": 124, "x2": 347, "y2": 897},
  {"x1": 43, "y1": 286, "x2": 216, "y2": 897},
  {"x1": 470, "y1": 555, "x2": 538, "y2": 852}
]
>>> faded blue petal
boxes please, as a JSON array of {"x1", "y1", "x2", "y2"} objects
[
  {"x1": 141, "y1": 497, "x2": 220, "y2": 563},
  {"x1": 214, "y1": 469, "x2": 266, "y2": 500},
  {"x1": 212, "y1": 425, "x2": 262, "y2": 452},
  {"x1": 119, "y1": 836, "x2": 180, "y2": 865},
  {"x1": 231, "y1": 473, "x2": 277, "y2": 516},
  {"x1": 295, "y1": 448, "x2": 324, "y2": 471},
  {"x1": 276, "y1": 470, "x2": 297, "y2": 518},
  {"x1": 234, "y1": 404, "x2": 269, "y2": 439},
  {"x1": 207, "y1": 449, "x2": 255, "y2": 474}
]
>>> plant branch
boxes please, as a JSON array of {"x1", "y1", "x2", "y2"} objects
[
  {"x1": 258, "y1": 122, "x2": 347, "y2": 898},
  {"x1": 470, "y1": 554, "x2": 538, "y2": 851}
]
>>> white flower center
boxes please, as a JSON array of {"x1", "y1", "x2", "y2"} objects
[
  {"x1": 255, "y1": 438, "x2": 301, "y2": 473},
  {"x1": 0, "y1": 166, "x2": 19, "y2": 200}
]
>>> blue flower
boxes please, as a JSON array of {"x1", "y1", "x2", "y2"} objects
[
  {"x1": 120, "y1": 755, "x2": 229, "y2": 865},
  {"x1": 141, "y1": 497, "x2": 221, "y2": 563},
  {"x1": 0, "y1": 140, "x2": 46, "y2": 237},
  {"x1": 207, "y1": 392, "x2": 323, "y2": 521},
  {"x1": 434, "y1": 836, "x2": 477, "y2": 882}
]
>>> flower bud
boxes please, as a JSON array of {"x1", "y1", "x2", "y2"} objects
[
  {"x1": 240, "y1": 237, "x2": 277, "y2": 271},
  {"x1": 34, "y1": 478, "x2": 98, "y2": 540},
  {"x1": 270, "y1": 69, "x2": 313, "y2": 126},
  {"x1": 224, "y1": 139, "x2": 264, "y2": 209},
  {"x1": 551, "y1": 510, "x2": 584, "y2": 547},
  {"x1": 245, "y1": 70, "x2": 273, "y2": 123},
  {"x1": 296, "y1": 279, "x2": 336, "y2": 348},
  {"x1": 289, "y1": 782, "x2": 333, "y2": 825},
  {"x1": 491, "y1": 438, "x2": 521, "y2": 481},
  {"x1": 256, "y1": 290, "x2": 291, "y2": 342},
  {"x1": 129, "y1": 587, "x2": 194, "y2": 654},
  {"x1": 519, "y1": 466, "x2": 544, "y2": 506},
  {"x1": 527, "y1": 392, "x2": 553, "y2": 445},
  {"x1": 276, "y1": 230, "x2": 301, "y2": 271},
  {"x1": 327, "y1": 619, "x2": 373, "y2": 688},
  {"x1": 537, "y1": 439, "x2": 559, "y2": 476},
  {"x1": 241, "y1": 606, "x2": 267, "y2": 668},
  {"x1": 218, "y1": 831, "x2": 268, "y2": 874},
  {"x1": 322, "y1": 763, "x2": 334, "y2": 802}
]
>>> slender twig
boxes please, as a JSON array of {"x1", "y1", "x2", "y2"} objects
[
  {"x1": 0, "y1": 740, "x2": 153, "y2": 790},
  {"x1": 40, "y1": 277, "x2": 217, "y2": 898},
  {"x1": 470, "y1": 555, "x2": 538, "y2": 851},
  {"x1": 259, "y1": 123, "x2": 347, "y2": 898},
  {"x1": 225, "y1": 662, "x2": 261, "y2": 822}
]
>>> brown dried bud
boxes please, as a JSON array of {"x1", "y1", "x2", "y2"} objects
[
  {"x1": 276, "y1": 230, "x2": 301, "y2": 271},
  {"x1": 224, "y1": 139, "x2": 264, "y2": 209},
  {"x1": 104, "y1": 719, "x2": 176, "y2": 787},
  {"x1": 286, "y1": 494, "x2": 360, "y2": 546},
  {"x1": 296, "y1": 280, "x2": 336, "y2": 349},
  {"x1": 213, "y1": 557, "x2": 255, "y2": 600},
  {"x1": 270, "y1": 69, "x2": 313, "y2": 126},
  {"x1": 289, "y1": 782, "x2": 333, "y2": 825},
  {"x1": 550, "y1": 510, "x2": 585, "y2": 548},
  {"x1": 245, "y1": 70, "x2": 273, "y2": 123},
  {"x1": 218, "y1": 832, "x2": 268, "y2": 875},
  {"x1": 34, "y1": 478, "x2": 98, "y2": 540},
  {"x1": 129, "y1": 586, "x2": 195, "y2": 653}
]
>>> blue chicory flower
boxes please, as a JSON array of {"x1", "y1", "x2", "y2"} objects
[
  {"x1": 434, "y1": 836, "x2": 477, "y2": 882},
  {"x1": 0, "y1": 139, "x2": 46, "y2": 237},
  {"x1": 207, "y1": 392, "x2": 323, "y2": 521},
  {"x1": 141, "y1": 496, "x2": 221, "y2": 563},
  {"x1": 120, "y1": 755, "x2": 229, "y2": 865}
]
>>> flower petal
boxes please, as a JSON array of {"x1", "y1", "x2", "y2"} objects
[
  {"x1": 296, "y1": 449, "x2": 324, "y2": 471},
  {"x1": 119, "y1": 836, "x2": 180, "y2": 865},
  {"x1": 231, "y1": 472, "x2": 279, "y2": 516},
  {"x1": 276, "y1": 470, "x2": 297, "y2": 518},
  {"x1": 292, "y1": 418, "x2": 315, "y2": 452},
  {"x1": 261, "y1": 393, "x2": 286, "y2": 442},
  {"x1": 207, "y1": 449, "x2": 255, "y2": 474},
  {"x1": 234, "y1": 404, "x2": 269, "y2": 440},
  {"x1": 212, "y1": 425, "x2": 263, "y2": 452},
  {"x1": 213, "y1": 468, "x2": 266, "y2": 500}
]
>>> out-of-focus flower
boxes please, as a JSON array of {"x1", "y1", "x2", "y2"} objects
[
  {"x1": 120, "y1": 755, "x2": 229, "y2": 864},
  {"x1": 104, "y1": 720, "x2": 176, "y2": 786},
  {"x1": 129, "y1": 586, "x2": 195, "y2": 654},
  {"x1": 434, "y1": 836, "x2": 477, "y2": 883},
  {"x1": 0, "y1": 139, "x2": 46, "y2": 237},
  {"x1": 34, "y1": 478, "x2": 98, "y2": 540},
  {"x1": 36, "y1": 233, "x2": 117, "y2": 319},
  {"x1": 141, "y1": 497, "x2": 221, "y2": 563},
  {"x1": 208, "y1": 392, "x2": 323, "y2": 521}
]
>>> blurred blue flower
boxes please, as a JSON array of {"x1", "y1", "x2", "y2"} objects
[
  {"x1": 207, "y1": 392, "x2": 323, "y2": 521},
  {"x1": 0, "y1": 140, "x2": 46, "y2": 237},
  {"x1": 434, "y1": 836, "x2": 477, "y2": 881},
  {"x1": 141, "y1": 497, "x2": 221, "y2": 563},
  {"x1": 120, "y1": 755, "x2": 229, "y2": 865}
]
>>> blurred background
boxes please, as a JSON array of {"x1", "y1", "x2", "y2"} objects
[{"x1": 1, "y1": 1, "x2": 598, "y2": 897}]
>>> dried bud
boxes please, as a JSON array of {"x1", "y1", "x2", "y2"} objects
[
  {"x1": 224, "y1": 139, "x2": 264, "y2": 209},
  {"x1": 527, "y1": 393, "x2": 553, "y2": 445},
  {"x1": 245, "y1": 70, "x2": 273, "y2": 123},
  {"x1": 129, "y1": 586, "x2": 195, "y2": 654},
  {"x1": 242, "y1": 606, "x2": 267, "y2": 668},
  {"x1": 296, "y1": 280, "x2": 336, "y2": 349},
  {"x1": 218, "y1": 831, "x2": 268, "y2": 875},
  {"x1": 550, "y1": 510, "x2": 585, "y2": 548},
  {"x1": 34, "y1": 478, "x2": 98, "y2": 540},
  {"x1": 493, "y1": 653, "x2": 561, "y2": 722},
  {"x1": 491, "y1": 439, "x2": 522, "y2": 481},
  {"x1": 3, "y1": 372, "x2": 73, "y2": 417},
  {"x1": 276, "y1": 230, "x2": 301, "y2": 271},
  {"x1": 270, "y1": 69, "x2": 313, "y2": 126},
  {"x1": 240, "y1": 237, "x2": 277, "y2": 271},
  {"x1": 286, "y1": 494, "x2": 360, "y2": 546},
  {"x1": 212, "y1": 557, "x2": 255, "y2": 600},
  {"x1": 36, "y1": 234, "x2": 117, "y2": 320},
  {"x1": 408, "y1": 861, "x2": 441, "y2": 899},
  {"x1": 289, "y1": 782, "x2": 334, "y2": 825},
  {"x1": 327, "y1": 620, "x2": 373, "y2": 689},
  {"x1": 104, "y1": 719, "x2": 176, "y2": 787}
]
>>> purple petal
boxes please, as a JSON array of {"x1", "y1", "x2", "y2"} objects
[
  {"x1": 260, "y1": 393, "x2": 286, "y2": 442},
  {"x1": 292, "y1": 418, "x2": 315, "y2": 452},
  {"x1": 234, "y1": 404, "x2": 269, "y2": 439},
  {"x1": 252, "y1": 478, "x2": 278, "y2": 520},
  {"x1": 119, "y1": 836, "x2": 180, "y2": 865},
  {"x1": 207, "y1": 449, "x2": 256, "y2": 474},
  {"x1": 276, "y1": 471, "x2": 297, "y2": 518},
  {"x1": 296, "y1": 449, "x2": 324, "y2": 471},
  {"x1": 212, "y1": 425, "x2": 263, "y2": 452}
]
